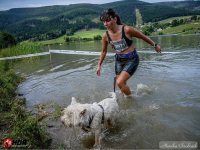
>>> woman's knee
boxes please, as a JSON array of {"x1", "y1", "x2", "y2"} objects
[{"x1": 116, "y1": 79, "x2": 125, "y2": 89}]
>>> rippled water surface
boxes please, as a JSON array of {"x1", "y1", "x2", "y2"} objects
[{"x1": 14, "y1": 34, "x2": 200, "y2": 149}]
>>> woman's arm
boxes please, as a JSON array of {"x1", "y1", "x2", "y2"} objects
[
  {"x1": 126, "y1": 26, "x2": 161, "y2": 53},
  {"x1": 96, "y1": 32, "x2": 108, "y2": 76}
]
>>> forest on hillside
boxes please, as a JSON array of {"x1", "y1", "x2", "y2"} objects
[
  {"x1": 157, "y1": 1, "x2": 200, "y2": 11},
  {"x1": 0, "y1": 0, "x2": 199, "y2": 42}
]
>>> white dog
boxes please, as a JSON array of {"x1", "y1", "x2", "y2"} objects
[{"x1": 60, "y1": 92, "x2": 119, "y2": 147}]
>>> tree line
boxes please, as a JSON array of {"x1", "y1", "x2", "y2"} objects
[
  {"x1": 65, "y1": 35, "x2": 102, "y2": 42},
  {"x1": 0, "y1": 0, "x2": 199, "y2": 42},
  {"x1": 0, "y1": 31, "x2": 17, "y2": 50}
]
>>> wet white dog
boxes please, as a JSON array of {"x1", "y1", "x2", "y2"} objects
[{"x1": 60, "y1": 92, "x2": 119, "y2": 147}]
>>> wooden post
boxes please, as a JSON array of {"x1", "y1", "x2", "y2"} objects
[
  {"x1": 48, "y1": 45, "x2": 53, "y2": 69},
  {"x1": 48, "y1": 45, "x2": 52, "y2": 64},
  {"x1": 114, "y1": 77, "x2": 116, "y2": 93}
]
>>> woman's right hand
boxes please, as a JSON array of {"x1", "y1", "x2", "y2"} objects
[
  {"x1": 155, "y1": 45, "x2": 161, "y2": 53},
  {"x1": 96, "y1": 66, "x2": 101, "y2": 76}
]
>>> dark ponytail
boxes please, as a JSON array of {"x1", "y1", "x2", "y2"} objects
[
  {"x1": 116, "y1": 14, "x2": 123, "y2": 25},
  {"x1": 100, "y1": 8, "x2": 123, "y2": 25}
]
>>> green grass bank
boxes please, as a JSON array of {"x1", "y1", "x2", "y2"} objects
[{"x1": 0, "y1": 42, "x2": 51, "y2": 149}]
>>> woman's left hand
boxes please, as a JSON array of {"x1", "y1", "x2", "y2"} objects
[{"x1": 155, "y1": 45, "x2": 161, "y2": 53}]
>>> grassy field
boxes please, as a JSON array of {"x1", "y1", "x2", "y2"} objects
[
  {"x1": 69, "y1": 29, "x2": 106, "y2": 38},
  {"x1": 159, "y1": 15, "x2": 200, "y2": 24},
  {"x1": 39, "y1": 29, "x2": 106, "y2": 45},
  {"x1": 154, "y1": 23, "x2": 200, "y2": 35},
  {"x1": 38, "y1": 35, "x2": 67, "y2": 45}
]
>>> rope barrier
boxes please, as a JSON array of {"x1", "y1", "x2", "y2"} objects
[
  {"x1": 0, "y1": 49, "x2": 114, "y2": 61},
  {"x1": 49, "y1": 50, "x2": 115, "y2": 56},
  {"x1": 0, "y1": 52, "x2": 50, "y2": 60},
  {"x1": 0, "y1": 49, "x2": 180, "y2": 61}
]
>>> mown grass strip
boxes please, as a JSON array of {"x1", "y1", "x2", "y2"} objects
[{"x1": 136, "y1": 9, "x2": 143, "y2": 26}]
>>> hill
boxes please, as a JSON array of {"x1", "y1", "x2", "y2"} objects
[
  {"x1": 155, "y1": 22, "x2": 200, "y2": 35},
  {"x1": 0, "y1": 0, "x2": 199, "y2": 42},
  {"x1": 158, "y1": 15, "x2": 199, "y2": 24},
  {"x1": 156, "y1": 1, "x2": 200, "y2": 11}
]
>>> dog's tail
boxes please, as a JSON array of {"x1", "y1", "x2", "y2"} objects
[{"x1": 109, "y1": 92, "x2": 116, "y2": 99}]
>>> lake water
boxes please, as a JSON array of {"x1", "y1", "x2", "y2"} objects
[{"x1": 14, "y1": 34, "x2": 200, "y2": 149}]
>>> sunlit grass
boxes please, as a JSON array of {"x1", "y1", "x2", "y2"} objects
[
  {"x1": 0, "y1": 42, "x2": 51, "y2": 149},
  {"x1": 136, "y1": 9, "x2": 143, "y2": 26},
  {"x1": 159, "y1": 15, "x2": 200, "y2": 24},
  {"x1": 38, "y1": 29, "x2": 106, "y2": 45},
  {"x1": 156, "y1": 23, "x2": 200, "y2": 35},
  {"x1": 0, "y1": 42, "x2": 45, "y2": 58}
]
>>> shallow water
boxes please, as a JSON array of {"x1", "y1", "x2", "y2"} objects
[{"x1": 14, "y1": 34, "x2": 200, "y2": 149}]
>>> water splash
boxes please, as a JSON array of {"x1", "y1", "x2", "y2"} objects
[
  {"x1": 136, "y1": 83, "x2": 152, "y2": 95},
  {"x1": 149, "y1": 104, "x2": 159, "y2": 110}
]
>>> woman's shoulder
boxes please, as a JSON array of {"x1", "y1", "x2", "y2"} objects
[
  {"x1": 102, "y1": 31, "x2": 107, "y2": 36},
  {"x1": 124, "y1": 25, "x2": 135, "y2": 32},
  {"x1": 102, "y1": 32, "x2": 108, "y2": 42},
  {"x1": 124, "y1": 25, "x2": 136, "y2": 35},
  {"x1": 103, "y1": 31, "x2": 110, "y2": 38}
]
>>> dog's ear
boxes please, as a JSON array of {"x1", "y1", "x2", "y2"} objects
[
  {"x1": 80, "y1": 109, "x2": 86, "y2": 117},
  {"x1": 71, "y1": 97, "x2": 77, "y2": 105}
]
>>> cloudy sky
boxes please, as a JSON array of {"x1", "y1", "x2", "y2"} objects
[{"x1": 0, "y1": 0, "x2": 184, "y2": 11}]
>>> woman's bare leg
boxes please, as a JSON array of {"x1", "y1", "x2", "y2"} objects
[{"x1": 116, "y1": 71, "x2": 132, "y2": 96}]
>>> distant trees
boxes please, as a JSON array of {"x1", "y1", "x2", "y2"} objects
[
  {"x1": 0, "y1": 2, "x2": 199, "y2": 42},
  {"x1": 64, "y1": 34, "x2": 102, "y2": 42},
  {"x1": 140, "y1": 15, "x2": 199, "y2": 35},
  {"x1": 141, "y1": 25, "x2": 154, "y2": 36},
  {"x1": 139, "y1": 4, "x2": 192, "y2": 23},
  {"x1": 191, "y1": 15, "x2": 198, "y2": 21},
  {"x1": 171, "y1": 15, "x2": 198, "y2": 27},
  {"x1": 65, "y1": 37, "x2": 70, "y2": 42},
  {"x1": 7, "y1": 16, "x2": 103, "y2": 42},
  {"x1": 0, "y1": 6, "x2": 103, "y2": 42},
  {"x1": 94, "y1": 35, "x2": 102, "y2": 40},
  {"x1": 171, "y1": 19, "x2": 179, "y2": 27},
  {"x1": 169, "y1": 15, "x2": 199, "y2": 28},
  {"x1": 152, "y1": 22, "x2": 170, "y2": 30},
  {"x1": 0, "y1": 31, "x2": 17, "y2": 50}
]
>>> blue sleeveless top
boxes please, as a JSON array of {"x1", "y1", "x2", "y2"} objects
[{"x1": 106, "y1": 26, "x2": 133, "y2": 52}]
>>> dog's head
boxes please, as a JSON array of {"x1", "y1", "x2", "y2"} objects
[{"x1": 60, "y1": 97, "x2": 88, "y2": 128}]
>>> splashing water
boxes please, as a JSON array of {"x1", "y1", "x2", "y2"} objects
[{"x1": 136, "y1": 83, "x2": 152, "y2": 95}]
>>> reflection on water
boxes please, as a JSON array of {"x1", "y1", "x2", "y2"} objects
[{"x1": 14, "y1": 34, "x2": 200, "y2": 149}]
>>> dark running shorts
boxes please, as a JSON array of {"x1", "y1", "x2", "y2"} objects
[{"x1": 115, "y1": 51, "x2": 139, "y2": 76}]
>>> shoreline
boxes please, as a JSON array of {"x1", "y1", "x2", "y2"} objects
[{"x1": 0, "y1": 43, "x2": 52, "y2": 149}]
